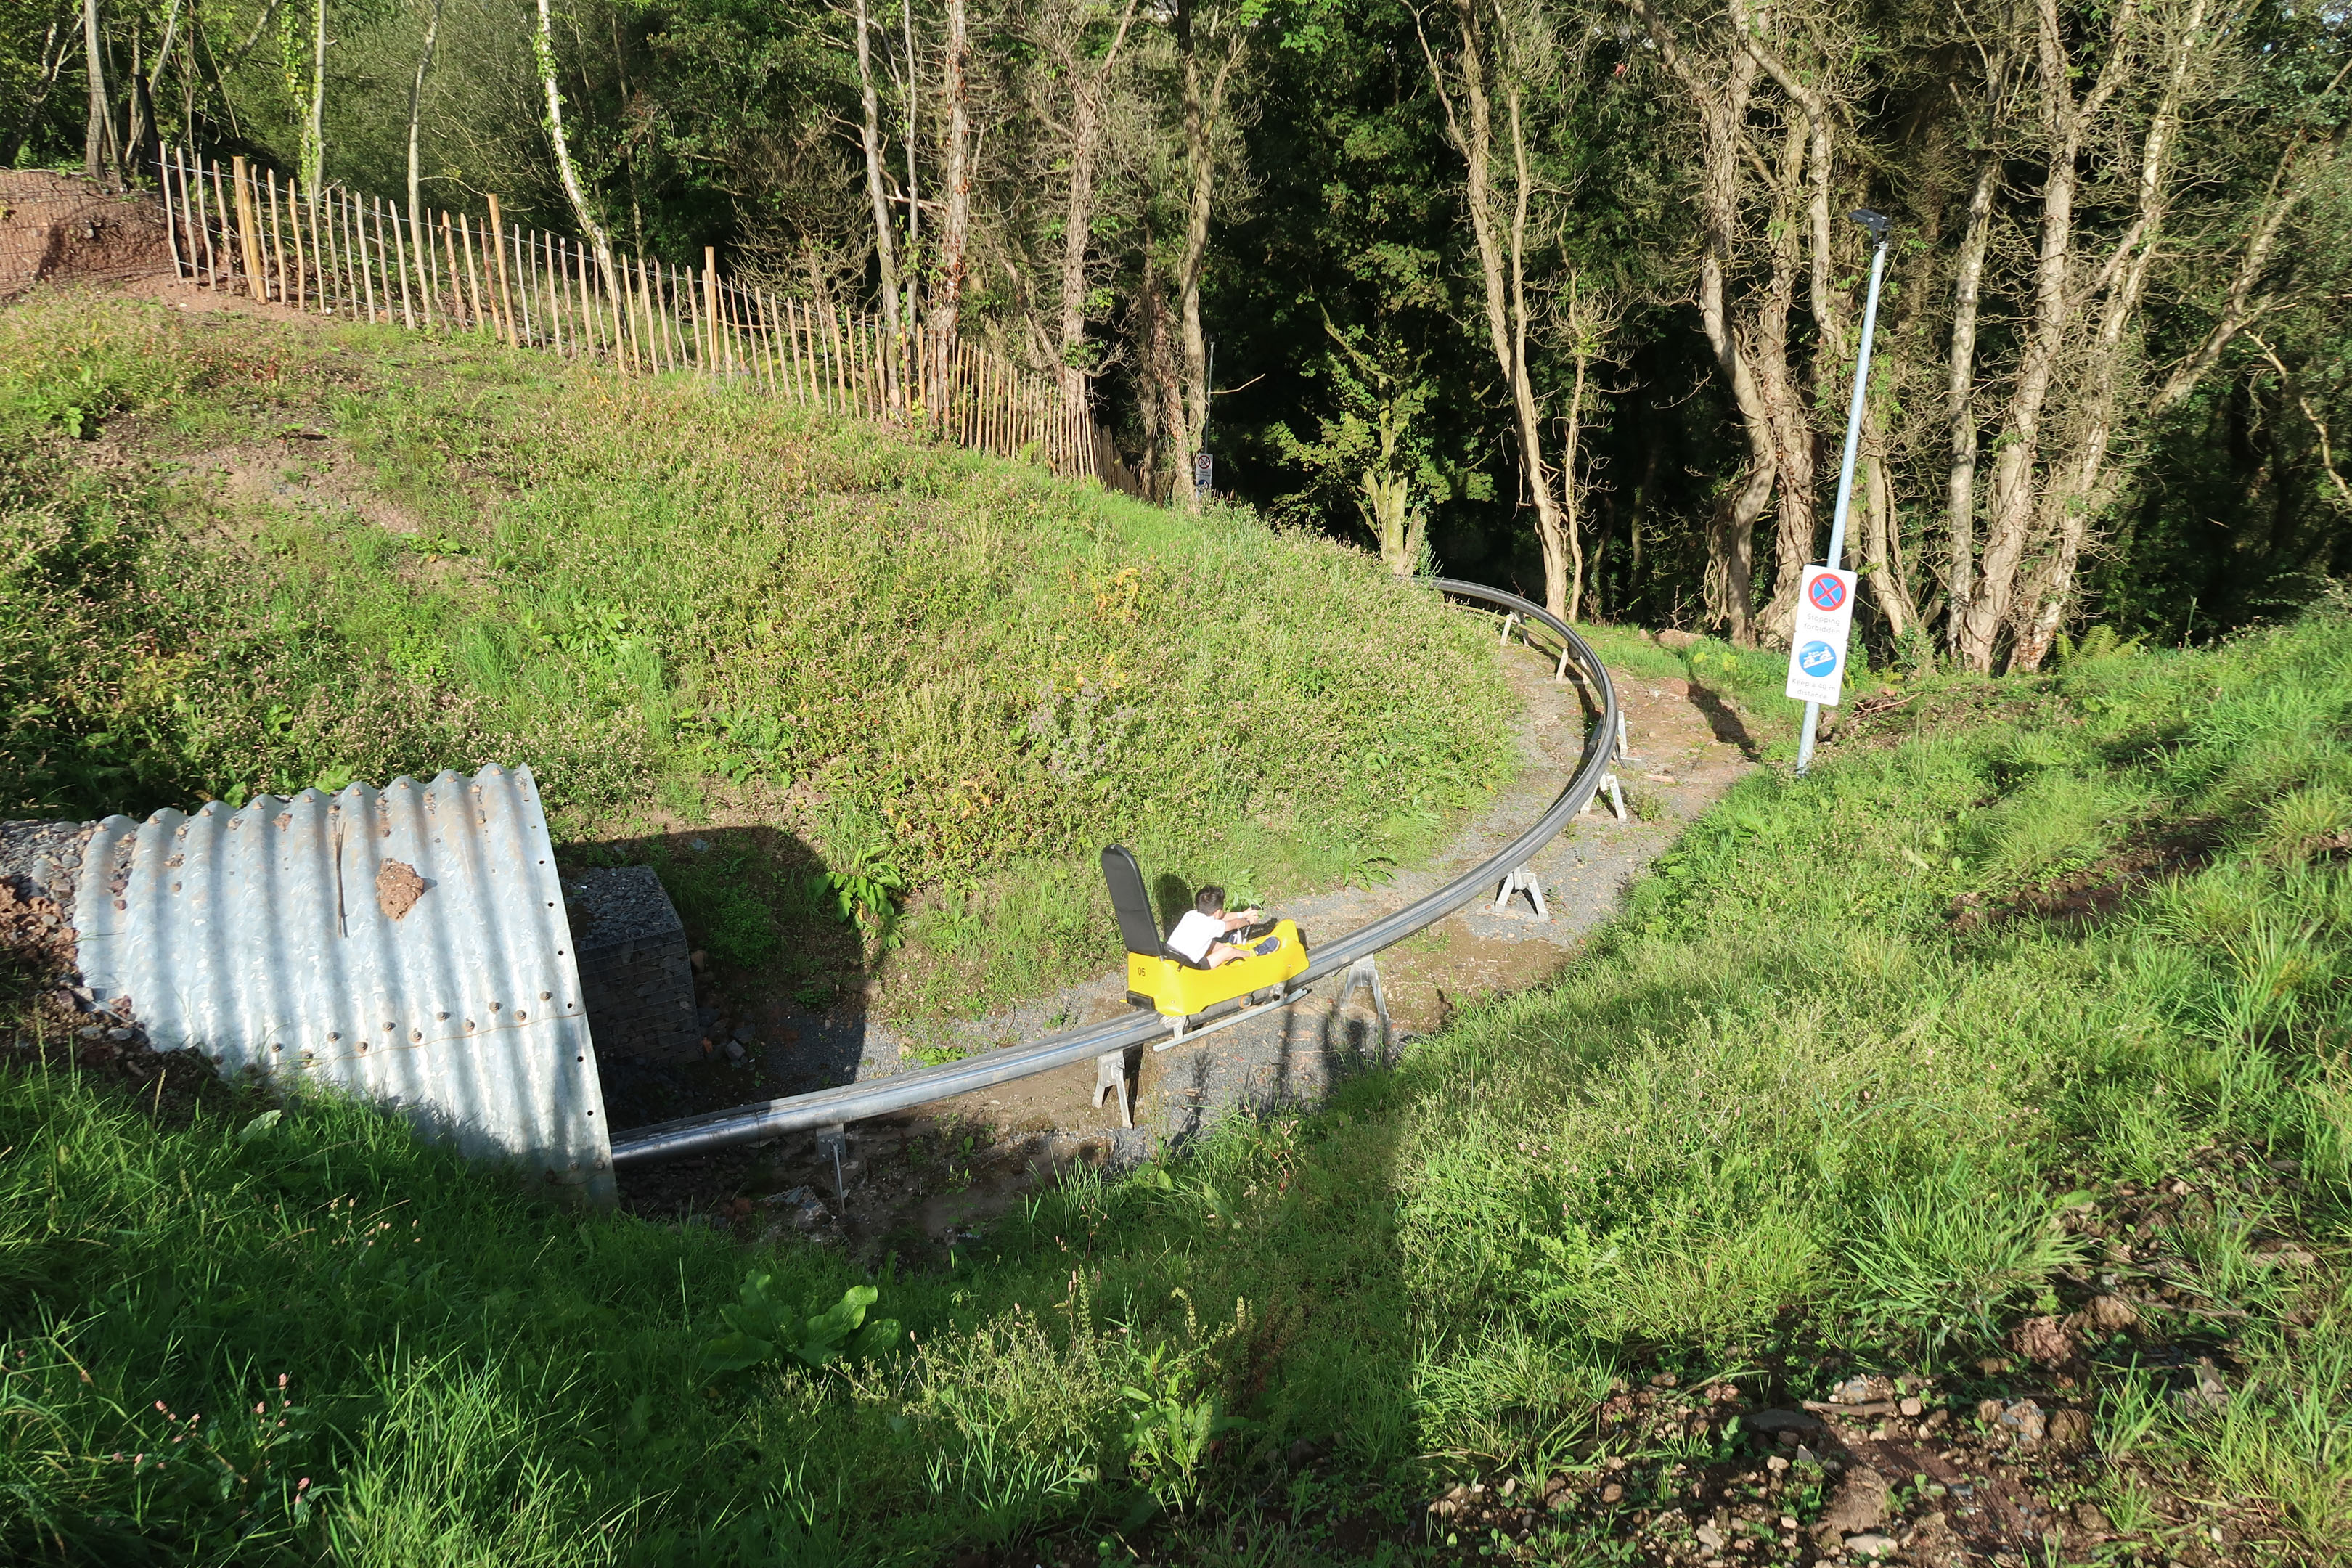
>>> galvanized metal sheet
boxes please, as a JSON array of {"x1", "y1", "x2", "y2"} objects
[{"x1": 73, "y1": 764, "x2": 615, "y2": 1203}]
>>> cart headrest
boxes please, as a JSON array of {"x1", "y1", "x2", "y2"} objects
[{"x1": 1101, "y1": 845, "x2": 1164, "y2": 957}]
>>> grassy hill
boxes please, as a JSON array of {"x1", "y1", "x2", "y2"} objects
[
  {"x1": 0, "y1": 290, "x2": 1515, "y2": 1010},
  {"x1": 4, "y1": 287, "x2": 2352, "y2": 1561},
  {"x1": 5, "y1": 469, "x2": 2348, "y2": 1561}
]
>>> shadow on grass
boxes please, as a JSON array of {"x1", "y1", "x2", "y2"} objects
[{"x1": 558, "y1": 823, "x2": 873, "y2": 1137}]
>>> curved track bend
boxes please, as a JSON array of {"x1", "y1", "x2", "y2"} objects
[{"x1": 608, "y1": 580, "x2": 1619, "y2": 1169}]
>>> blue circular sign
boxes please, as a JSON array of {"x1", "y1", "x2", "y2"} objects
[
  {"x1": 1808, "y1": 575, "x2": 1847, "y2": 612},
  {"x1": 1797, "y1": 640, "x2": 1839, "y2": 678}
]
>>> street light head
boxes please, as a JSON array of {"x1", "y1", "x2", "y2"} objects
[{"x1": 1850, "y1": 208, "x2": 1892, "y2": 245}]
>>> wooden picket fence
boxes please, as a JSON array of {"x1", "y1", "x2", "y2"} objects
[{"x1": 157, "y1": 144, "x2": 1138, "y2": 492}]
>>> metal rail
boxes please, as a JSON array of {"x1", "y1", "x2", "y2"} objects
[{"x1": 607, "y1": 579, "x2": 1617, "y2": 1169}]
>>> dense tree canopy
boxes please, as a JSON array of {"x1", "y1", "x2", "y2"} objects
[{"x1": 13, "y1": 0, "x2": 2350, "y2": 663}]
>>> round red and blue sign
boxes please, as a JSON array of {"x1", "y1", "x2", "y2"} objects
[{"x1": 1808, "y1": 574, "x2": 1847, "y2": 613}]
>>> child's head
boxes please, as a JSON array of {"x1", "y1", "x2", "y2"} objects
[{"x1": 1195, "y1": 885, "x2": 1226, "y2": 916}]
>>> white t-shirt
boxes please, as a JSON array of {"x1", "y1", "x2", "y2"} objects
[{"x1": 1165, "y1": 910, "x2": 1225, "y2": 964}]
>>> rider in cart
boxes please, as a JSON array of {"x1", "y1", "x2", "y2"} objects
[{"x1": 1161, "y1": 885, "x2": 1270, "y2": 969}]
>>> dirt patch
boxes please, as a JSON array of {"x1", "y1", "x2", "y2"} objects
[
  {"x1": 0, "y1": 172, "x2": 173, "y2": 298},
  {"x1": 118, "y1": 269, "x2": 317, "y2": 322},
  {"x1": 163, "y1": 437, "x2": 429, "y2": 536},
  {"x1": 1949, "y1": 823, "x2": 2220, "y2": 932}
]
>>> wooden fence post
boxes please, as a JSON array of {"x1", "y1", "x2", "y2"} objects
[
  {"x1": 159, "y1": 145, "x2": 181, "y2": 277},
  {"x1": 229, "y1": 157, "x2": 258, "y2": 294},
  {"x1": 301, "y1": 183, "x2": 319, "y2": 312},
  {"x1": 702, "y1": 248, "x2": 719, "y2": 370},
  {"x1": 200, "y1": 157, "x2": 225, "y2": 288},
  {"x1": 354, "y1": 197, "x2": 377, "y2": 322},
  {"x1": 286, "y1": 178, "x2": 306, "y2": 309},
  {"x1": 390, "y1": 198, "x2": 417, "y2": 328},
  {"x1": 486, "y1": 195, "x2": 515, "y2": 346},
  {"x1": 264, "y1": 170, "x2": 284, "y2": 302}
]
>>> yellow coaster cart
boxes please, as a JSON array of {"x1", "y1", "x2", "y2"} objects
[{"x1": 1101, "y1": 845, "x2": 1309, "y2": 1046}]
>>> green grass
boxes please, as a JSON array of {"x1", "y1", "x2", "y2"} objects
[
  {"x1": 7, "y1": 595, "x2": 2350, "y2": 1560},
  {"x1": 0, "y1": 288, "x2": 1516, "y2": 1010}
]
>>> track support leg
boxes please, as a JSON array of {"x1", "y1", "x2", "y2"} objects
[
  {"x1": 1579, "y1": 772, "x2": 1628, "y2": 822},
  {"x1": 1493, "y1": 865, "x2": 1551, "y2": 920},
  {"x1": 815, "y1": 1123, "x2": 848, "y2": 1204},
  {"x1": 1500, "y1": 611, "x2": 1518, "y2": 645},
  {"x1": 1093, "y1": 1047, "x2": 1136, "y2": 1129},
  {"x1": 1339, "y1": 956, "x2": 1392, "y2": 1056}
]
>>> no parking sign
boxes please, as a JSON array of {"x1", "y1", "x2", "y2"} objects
[{"x1": 1784, "y1": 567, "x2": 1858, "y2": 706}]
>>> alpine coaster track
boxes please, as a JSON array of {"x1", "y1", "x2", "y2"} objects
[{"x1": 607, "y1": 579, "x2": 1620, "y2": 1169}]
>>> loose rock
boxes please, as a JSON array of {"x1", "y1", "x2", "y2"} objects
[
  {"x1": 2086, "y1": 1293, "x2": 2139, "y2": 1332},
  {"x1": 1844, "y1": 1532, "x2": 1895, "y2": 1559},
  {"x1": 2046, "y1": 1408, "x2": 2092, "y2": 1453},
  {"x1": 2012, "y1": 1315, "x2": 2078, "y2": 1366},
  {"x1": 1997, "y1": 1399, "x2": 2048, "y2": 1446},
  {"x1": 1811, "y1": 1466, "x2": 1890, "y2": 1544},
  {"x1": 1829, "y1": 1373, "x2": 1895, "y2": 1405}
]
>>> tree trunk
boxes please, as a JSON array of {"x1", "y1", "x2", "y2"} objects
[
  {"x1": 1943, "y1": 155, "x2": 1998, "y2": 653},
  {"x1": 1953, "y1": 0, "x2": 2136, "y2": 671},
  {"x1": 1135, "y1": 224, "x2": 1185, "y2": 503},
  {"x1": 123, "y1": 0, "x2": 176, "y2": 178},
  {"x1": 407, "y1": 0, "x2": 442, "y2": 322},
  {"x1": 1361, "y1": 470, "x2": 1416, "y2": 575},
  {"x1": 1055, "y1": 0, "x2": 1137, "y2": 415},
  {"x1": 303, "y1": 0, "x2": 327, "y2": 200},
  {"x1": 83, "y1": 0, "x2": 118, "y2": 182},
  {"x1": 1747, "y1": 106, "x2": 1814, "y2": 648},
  {"x1": 1561, "y1": 289, "x2": 1595, "y2": 622},
  {"x1": 1174, "y1": 0, "x2": 1238, "y2": 515},
  {"x1": 1744, "y1": 19, "x2": 1846, "y2": 646},
  {"x1": 854, "y1": 0, "x2": 905, "y2": 352},
  {"x1": 900, "y1": 0, "x2": 920, "y2": 332},
  {"x1": 2006, "y1": 0, "x2": 2209, "y2": 671},
  {"x1": 931, "y1": 0, "x2": 972, "y2": 409},
  {"x1": 1635, "y1": 0, "x2": 1773, "y2": 645},
  {"x1": 1420, "y1": 0, "x2": 1570, "y2": 616},
  {"x1": 535, "y1": 0, "x2": 616, "y2": 290}
]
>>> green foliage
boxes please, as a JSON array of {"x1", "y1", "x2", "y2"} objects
[
  {"x1": 1118, "y1": 1344, "x2": 1246, "y2": 1517},
  {"x1": 650, "y1": 845, "x2": 782, "y2": 970},
  {"x1": 1844, "y1": 1161, "x2": 2086, "y2": 1348},
  {"x1": 699, "y1": 1277, "x2": 902, "y2": 1376},
  {"x1": 828, "y1": 838, "x2": 910, "y2": 927}
]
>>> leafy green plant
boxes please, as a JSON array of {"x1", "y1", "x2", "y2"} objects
[
  {"x1": 682, "y1": 704, "x2": 793, "y2": 786},
  {"x1": 1117, "y1": 1346, "x2": 1245, "y2": 1516},
  {"x1": 829, "y1": 840, "x2": 908, "y2": 926},
  {"x1": 1335, "y1": 833, "x2": 1397, "y2": 889},
  {"x1": 698, "y1": 1276, "x2": 901, "y2": 1377}
]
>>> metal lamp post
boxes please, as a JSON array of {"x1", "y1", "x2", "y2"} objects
[{"x1": 1794, "y1": 209, "x2": 1892, "y2": 777}]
